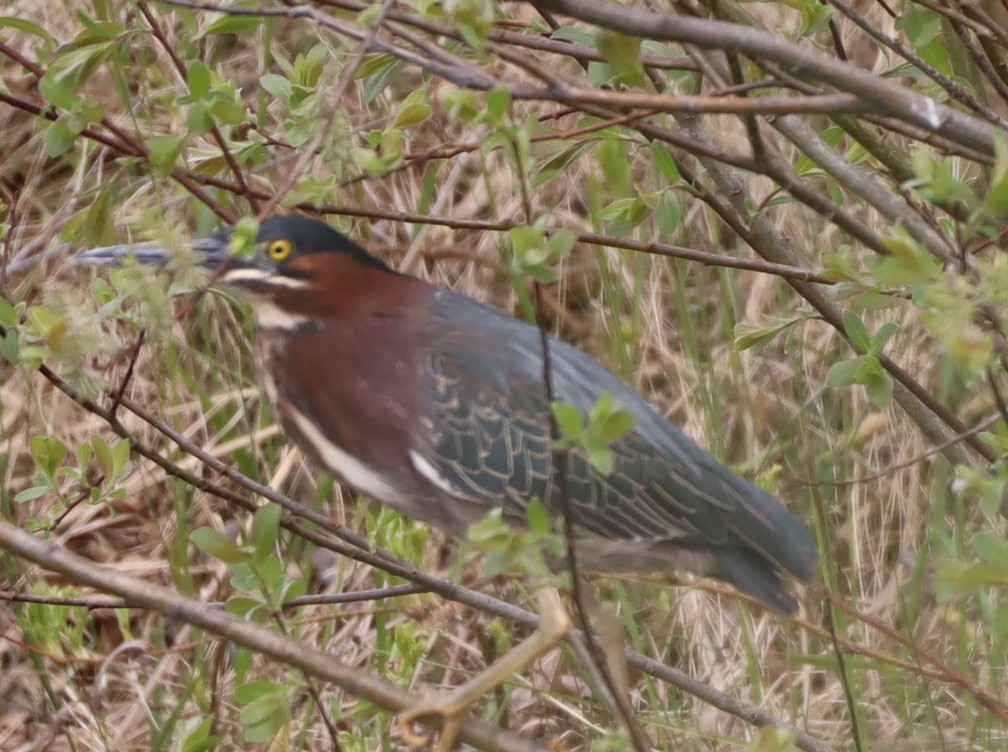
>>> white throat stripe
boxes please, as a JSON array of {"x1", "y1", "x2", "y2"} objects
[
  {"x1": 251, "y1": 300, "x2": 308, "y2": 331},
  {"x1": 223, "y1": 268, "x2": 308, "y2": 288},
  {"x1": 288, "y1": 411, "x2": 402, "y2": 502}
]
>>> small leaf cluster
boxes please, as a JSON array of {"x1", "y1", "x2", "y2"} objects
[
  {"x1": 552, "y1": 393, "x2": 636, "y2": 475},
  {"x1": 466, "y1": 500, "x2": 565, "y2": 578},
  {"x1": 191, "y1": 504, "x2": 306, "y2": 624},
  {"x1": 232, "y1": 679, "x2": 299, "y2": 743},
  {"x1": 14, "y1": 435, "x2": 131, "y2": 532},
  {"x1": 351, "y1": 88, "x2": 433, "y2": 174},
  {"x1": 189, "y1": 504, "x2": 308, "y2": 741},
  {"x1": 18, "y1": 585, "x2": 91, "y2": 659},
  {"x1": 36, "y1": 12, "x2": 122, "y2": 157},
  {"x1": 825, "y1": 310, "x2": 899, "y2": 408},
  {"x1": 507, "y1": 226, "x2": 577, "y2": 284},
  {"x1": 905, "y1": 134, "x2": 1008, "y2": 240},
  {"x1": 261, "y1": 43, "x2": 332, "y2": 148}
]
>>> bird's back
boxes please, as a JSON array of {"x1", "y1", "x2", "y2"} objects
[{"x1": 412, "y1": 289, "x2": 818, "y2": 612}]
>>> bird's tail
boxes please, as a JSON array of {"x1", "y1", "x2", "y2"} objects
[{"x1": 715, "y1": 547, "x2": 799, "y2": 615}]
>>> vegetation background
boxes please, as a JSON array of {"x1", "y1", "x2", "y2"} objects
[{"x1": 1, "y1": 0, "x2": 1007, "y2": 750}]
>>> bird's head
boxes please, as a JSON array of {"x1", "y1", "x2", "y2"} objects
[
  {"x1": 75, "y1": 216, "x2": 398, "y2": 327},
  {"x1": 74, "y1": 212, "x2": 401, "y2": 326},
  {"x1": 75, "y1": 215, "x2": 392, "y2": 291}
]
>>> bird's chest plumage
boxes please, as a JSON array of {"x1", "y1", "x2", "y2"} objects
[{"x1": 254, "y1": 315, "x2": 428, "y2": 511}]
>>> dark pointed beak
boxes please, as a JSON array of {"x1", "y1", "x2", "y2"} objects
[{"x1": 73, "y1": 230, "x2": 233, "y2": 270}]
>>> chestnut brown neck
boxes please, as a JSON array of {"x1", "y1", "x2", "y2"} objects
[{"x1": 250, "y1": 252, "x2": 424, "y2": 322}]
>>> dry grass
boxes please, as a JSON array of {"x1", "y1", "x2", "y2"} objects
[{"x1": 2, "y1": 1, "x2": 1007, "y2": 751}]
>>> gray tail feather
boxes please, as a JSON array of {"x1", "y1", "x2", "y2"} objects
[{"x1": 716, "y1": 547, "x2": 799, "y2": 615}]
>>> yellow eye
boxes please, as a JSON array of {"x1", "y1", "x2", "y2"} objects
[{"x1": 267, "y1": 239, "x2": 293, "y2": 261}]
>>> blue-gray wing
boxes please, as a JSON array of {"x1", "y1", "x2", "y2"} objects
[{"x1": 410, "y1": 290, "x2": 818, "y2": 609}]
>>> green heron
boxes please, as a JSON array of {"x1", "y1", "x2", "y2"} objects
[{"x1": 78, "y1": 215, "x2": 818, "y2": 746}]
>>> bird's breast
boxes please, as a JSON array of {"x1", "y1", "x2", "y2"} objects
[{"x1": 253, "y1": 318, "x2": 426, "y2": 510}]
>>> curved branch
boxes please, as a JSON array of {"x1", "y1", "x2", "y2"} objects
[
  {"x1": 526, "y1": 0, "x2": 999, "y2": 154},
  {"x1": 0, "y1": 520, "x2": 546, "y2": 752}
]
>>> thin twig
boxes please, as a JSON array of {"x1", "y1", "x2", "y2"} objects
[{"x1": 824, "y1": 602, "x2": 866, "y2": 752}]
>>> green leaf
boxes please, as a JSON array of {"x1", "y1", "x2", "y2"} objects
[
  {"x1": 650, "y1": 142, "x2": 681, "y2": 184},
  {"x1": 351, "y1": 146, "x2": 392, "y2": 173},
  {"x1": 208, "y1": 97, "x2": 246, "y2": 125},
  {"x1": 974, "y1": 532, "x2": 1008, "y2": 569},
  {"x1": 146, "y1": 134, "x2": 186, "y2": 172},
  {"x1": 978, "y1": 132, "x2": 1008, "y2": 219},
  {"x1": 259, "y1": 74, "x2": 292, "y2": 102},
  {"x1": 82, "y1": 183, "x2": 115, "y2": 245},
  {"x1": 38, "y1": 73, "x2": 80, "y2": 111},
  {"x1": 734, "y1": 324, "x2": 785, "y2": 352},
  {"x1": 656, "y1": 191, "x2": 680, "y2": 235},
  {"x1": 872, "y1": 321, "x2": 899, "y2": 355},
  {"x1": 47, "y1": 40, "x2": 116, "y2": 90},
  {"x1": 485, "y1": 87, "x2": 512, "y2": 124},
  {"x1": 596, "y1": 409, "x2": 635, "y2": 443},
  {"x1": 550, "y1": 25, "x2": 596, "y2": 46},
  {"x1": 0, "y1": 296, "x2": 16, "y2": 328},
  {"x1": 240, "y1": 695, "x2": 289, "y2": 741},
  {"x1": 546, "y1": 229, "x2": 577, "y2": 257},
  {"x1": 393, "y1": 101, "x2": 432, "y2": 129},
  {"x1": 44, "y1": 118, "x2": 78, "y2": 157},
  {"x1": 92, "y1": 435, "x2": 114, "y2": 479},
  {"x1": 467, "y1": 508, "x2": 510, "y2": 547},
  {"x1": 863, "y1": 366, "x2": 893, "y2": 407},
  {"x1": 181, "y1": 718, "x2": 220, "y2": 752},
  {"x1": 825, "y1": 357, "x2": 863, "y2": 388},
  {"x1": 552, "y1": 402, "x2": 583, "y2": 440},
  {"x1": 870, "y1": 228, "x2": 942, "y2": 286},
  {"x1": 355, "y1": 53, "x2": 398, "y2": 79},
  {"x1": 600, "y1": 197, "x2": 650, "y2": 231},
  {"x1": 191, "y1": 527, "x2": 246, "y2": 564},
  {"x1": 14, "y1": 486, "x2": 49, "y2": 503},
  {"x1": 1, "y1": 328, "x2": 18, "y2": 364},
  {"x1": 733, "y1": 315, "x2": 810, "y2": 352},
  {"x1": 586, "y1": 442, "x2": 615, "y2": 475},
  {"x1": 200, "y1": 14, "x2": 263, "y2": 36},
  {"x1": 230, "y1": 217, "x2": 259, "y2": 257},
  {"x1": 938, "y1": 561, "x2": 1008, "y2": 599},
  {"x1": 185, "y1": 103, "x2": 213, "y2": 135},
  {"x1": 226, "y1": 596, "x2": 268, "y2": 620},
  {"x1": 509, "y1": 225, "x2": 543, "y2": 254},
  {"x1": 31, "y1": 436, "x2": 68, "y2": 479},
  {"x1": 596, "y1": 138, "x2": 630, "y2": 195},
  {"x1": 750, "y1": 727, "x2": 797, "y2": 752},
  {"x1": 393, "y1": 89, "x2": 433, "y2": 128},
  {"x1": 525, "y1": 498, "x2": 552, "y2": 537},
  {"x1": 297, "y1": 43, "x2": 328, "y2": 88},
  {"x1": 595, "y1": 30, "x2": 647, "y2": 87},
  {"x1": 362, "y1": 57, "x2": 403, "y2": 103},
  {"x1": 894, "y1": 4, "x2": 940, "y2": 47},
  {"x1": 234, "y1": 680, "x2": 284, "y2": 705},
  {"x1": 0, "y1": 16, "x2": 55, "y2": 42},
  {"x1": 187, "y1": 61, "x2": 211, "y2": 99},
  {"x1": 842, "y1": 310, "x2": 871, "y2": 352},
  {"x1": 250, "y1": 504, "x2": 280, "y2": 560},
  {"x1": 111, "y1": 439, "x2": 131, "y2": 480},
  {"x1": 74, "y1": 13, "x2": 124, "y2": 41}
]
